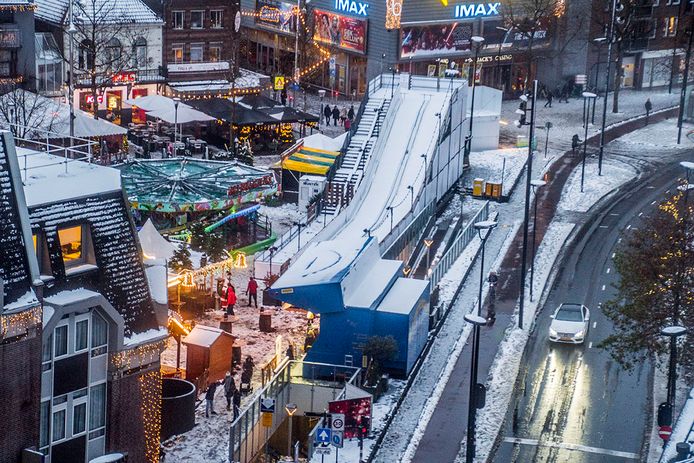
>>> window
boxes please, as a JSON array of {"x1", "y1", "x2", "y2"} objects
[
  {"x1": 32, "y1": 232, "x2": 52, "y2": 277},
  {"x1": 52, "y1": 409, "x2": 66, "y2": 442},
  {"x1": 172, "y1": 10, "x2": 184, "y2": 29},
  {"x1": 211, "y1": 10, "x2": 223, "y2": 28},
  {"x1": 57, "y1": 224, "x2": 95, "y2": 271},
  {"x1": 210, "y1": 44, "x2": 222, "y2": 62},
  {"x1": 78, "y1": 40, "x2": 94, "y2": 70},
  {"x1": 43, "y1": 333, "x2": 53, "y2": 370},
  {"x1": 190, "y1": 10, "x2": 204, "y2": 29},
  {"x1": 105, "y1": 38, "x2": 122, "y2": 68},
  {"x1": 92, "y1": 311, "x2": 108, "y2": 349},
  {"x1": 40, "y1": 401, "x2": 50, "y2": 448},
  {"x1": 664, "y1": 17, "x2": 678, "y2": 37},
  {"x1": 54, "y1": 325, "x2": 68, "y2": 357},
  {"x1": 172, "y1": 44, "x2": 184, "y2": 63},
  {"x1": 75, "y1": 319, "x2": 88, "y2": 351},
  {"x1": 73, "y1": 402, "x2": 87, "y2": 435},
  {"x1": 89, "y1": 383, "x2": 106, "y2": 433},
  {"x1": 133, "y1": 37, "x2": 147, "y2": 68},
  {"x1": 190, "y1": 43, "x2": 204, "y2": 62}
]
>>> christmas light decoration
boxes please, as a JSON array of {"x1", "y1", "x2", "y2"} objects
[
  {"x1": 138, "y1": 370, "x2": 162, "y2": 463},
  {"x1": 111, "y1": 338, "x2": 168, "y2": 370},
  {"x1": 0, "y1": 4, "x2": 36, "y2": 11},
  {"x1": 0, "y1": 305, "x2": 41, "y2": 339}
]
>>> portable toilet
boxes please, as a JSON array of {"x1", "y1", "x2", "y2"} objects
[
  {"x1": 473, "y1": 178, "x2": 485, "y2": 196},
  {"x1": 298, "y1": 175, "x2": 327, "y2": 209}
]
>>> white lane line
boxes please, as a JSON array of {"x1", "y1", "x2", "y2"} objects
[
  {"x1": 609, "y1": 213, "x2": 619, "y2": 216},
  {"x1": 593, "y1": 322, "x2": 597, "y2": 329},
  {"x1": 626, "y1": 224, "x2": 631, "y2": 230},
  {"x1": 611, "y1": 252, "x2": 616, "y2": 259},
  {"x1": 638, "y1": 212, "x2": 643, "y2": 217},
  {"x1": 606, "y1": 268, "x2": 611, "y2": 274},
  {"x1": 599, "y1": 225, "x2": 609, "y2": 228},
  {"x1": 588, "y1": 342, "x2": 593, "y2": 349},
  {"x1": 651, "y1": 200, "x2": 657, "y2": 205},
  {"x1": 647, "y1": 186, "x2": 656, "y2": 189},
  {"x1": 502, "y1": 437, "x2": 640, "y2": 460},
  {"x1": 602, "y1": 285, "x2": 606, "y2": 291},
  {"x1": 618, "y1": 238, "x2": 622, "y2": 243}
]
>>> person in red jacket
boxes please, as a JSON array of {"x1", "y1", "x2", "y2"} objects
[
  {"x1": 246, "y1": 277, "x2": 258, "y2": 308},
  {"x1": 225, "y1": 285, "x2": 237, "y2": 315}
]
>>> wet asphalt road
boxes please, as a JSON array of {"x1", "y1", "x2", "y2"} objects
[{"x1": 492, "y1": 159, "x2": 689, "y2": 463}]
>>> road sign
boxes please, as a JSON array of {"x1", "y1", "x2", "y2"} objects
[
  {"x1": 659, "y1": 425, "x2": 673, "y2": 441},
  {"x1": 315, "y1": 446, "x2": 331, "y2": 455},
  {"x1": 261, "y1": 412, "x2": 273, "y2": 427},
  {"x1": 260, "y1": 397, "x2": 275, "y2": 413},
  {"x1": 331, "y1": 430, "x2": 344, "y2": 448},
  {"x1": 315, "y1": 428, "x2": 331, "y2": 444},
  {"x1": 575, "y1": 74, "x2": 588, "y2": 84},
  {"x1": 273, "y1": 76, "x2": 285, "y2": 91},
  {"x1": 331, "y1": 413, "x2": 345, "y2": 432}
]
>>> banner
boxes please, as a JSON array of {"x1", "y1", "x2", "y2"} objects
[
  {"x1": 400, "y1": 22, "x2": 473, "y2": 59},
  {"x1": 328, "y1": 395, "x2": 372, "y2": 439},
  {"x1": 385, "y1": 0, "x2": 403, "y2": 30},
  {"x1": 313, "y1": 9, "x2": 368, "y2": 54},
  {"x1": 255, "y1": 0, "x2": 298, "y2": 35}
]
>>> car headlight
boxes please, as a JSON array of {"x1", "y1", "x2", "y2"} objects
[
  {"x1": 549, "y1": 328, "x2": 558, "y2": 337},
  {"x1": 573, "y1": 330, "x2": 584, "y2": 339}
]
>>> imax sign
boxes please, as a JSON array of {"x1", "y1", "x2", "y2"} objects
[
  {"x1": 335, "y1": 0, "x2": 369, "y2": 16},
  {"x1": 454, "y1": 2, "x2": 501, "y2": 18}
]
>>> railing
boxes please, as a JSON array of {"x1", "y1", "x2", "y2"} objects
[
  {"x1": 430, "y1": 201, "x2": 490, "y2": 289},
  {"x1": 381, "y1": 201, "x2": 436, "y2": 261}
]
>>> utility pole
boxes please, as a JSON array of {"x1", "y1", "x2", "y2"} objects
[
  {"x1": 677, "y1": 19, "x2": 693, "y2": 144},
  {"x1": 68, "y1": 0, "x2": 76, "y2": 140}
]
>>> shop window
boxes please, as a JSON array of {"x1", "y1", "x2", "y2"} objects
[
  {"x1": 190, "y1": 10, "x2": 204, "y2": 29},
  {"x1": 52, "y1": 408, "x2": 66, "y2": 442},
  {"x1": 172, "y1": 44, "x2": 184, "y2": 63},
  {"x1": 57, "y1": 224, "x2": 95, "y2": 270},
  {"x1": 54, "y1": 324, "x2": 68, "y2": 358},
  {"x1": 172, "y1": 10, "x2": 184, "y2": 29},
  {"x1": 190, "y1": 43, "x2": 204, "y2": 62},
  {"x1": 211, "y1": 10, "x2": 223, "y2": 29},
  {"x1": 664, "y1": 17, "x2": 678, "y2": 37},
  {"x1": 210, "y1": 44, "x2": 222, "y2": 62},
  {"x1": 133, "y1": 37, "x2": 147, "y2": 68}
]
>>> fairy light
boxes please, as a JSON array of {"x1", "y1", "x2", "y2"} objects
[
  {"x1": 0, "y1": 4, "x2": 36, "y2": 11},
  {"x1": 111, "y1": 338, "x2": 168, "y2": 370},
  {"x1": 0, "y1": 305, "x2": 41, "y2": 339},
  {"x1": 138, "y1": 370, "x2": 162, "y2": 463}
]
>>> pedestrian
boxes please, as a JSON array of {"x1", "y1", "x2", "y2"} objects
[
  {"x1": 645, "y1": 98, "x2": 652, "y2": 125},
  {"x1": 323, "y1": 105, "x2": 332, "y2": 126},
  {"x1": 223, "y1": 371, "x2": 236, "y2": 411},
  {"x1": 281, "y1": 88, "x2": 287, "y2": 106},
  {"x1": 340, "y1": 107, "x2": 348, "y2": 126},
  {"x1": 571, "y1": 134, "x2": 581, "y2": 156},
  {"x1": 246, "y1": 276, "x2": 258, "y2": 308},
  {"x1": 225, "y1": 284, "x2": 237, "y2": 316},
  {"x1": 347, "y1": 104, "x2": 355, "y2": 121},
  {"x1": 344, "y1": 117, "x2": 351, "y2": 132},
  {"x1": 286, "y1": 343, "x2": 295, "y2": 361},
  {"x1": 205, "y1": 380, "x2": 222, "y2": 417},
  {"x1": 332, "y1": 106, "x2": 340, "y2": 126},
  {"x1": 544, "y1": 91, "x2": 553, "y2": 108},
  {"x1": 232, "y1": 389, "x2": 241, "y2": 420}
]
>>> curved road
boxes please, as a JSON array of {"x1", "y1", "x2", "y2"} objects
[{"x1": 493, "y1": 156, "x2": 689, "y2": 463}]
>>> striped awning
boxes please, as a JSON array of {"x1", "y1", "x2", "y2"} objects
[{"x1": 281, "y1": 146, "x2": 340, "y2": 175}]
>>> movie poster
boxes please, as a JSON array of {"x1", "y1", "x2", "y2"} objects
[
  {"x1": 313, "y1": 9, "x2": 368, "y2": 54},
  {"x1": 328, "y1": 395, "x2": 372, "y2": 439},
  {"x1": 255, "y1": 0, "x2": 297, "y2": 35},
  {"x1": 400, "y1": 22, "x2": 473, "y2": 59}
]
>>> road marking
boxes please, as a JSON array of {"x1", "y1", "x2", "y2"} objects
[
  {"x1": 609, "y1": 213, "x2": 619, "y2": 216},
  {"x1": 646, "y1": 186, "x2": 656, "y2": 189},
  {"x1": 601, "y1": 285, "x2": 606, "y2": 291},
  {"x1": 626, "y1": 224, "x2": 631, "y2": 230},
  {"x1": 651, "y1": 200, "x2": 657, "y2": 205},
  {"x1": 503, "y1": 437, "x2": 640, "y2": 460},
  {"x1": 611, "y1": 252, "x2": 616, "y2": 258},
  {"x1": 618, "y1": 238, "x2": 622, "y2": 243},
  {"x1": 606, "y1": 268, "x2": 611, "y2": 274},
  {"x1": 599, "y1": 225, "x2": 609, "y2": 228},
  {"x1": 593, "y1": 322, "x2": 597, "y2": 329},
  {"x1": 588, "y1": 342, "x2": 593, "y2": 348},
  {"x1": 638, "y1": 212, "x2": 643, "y2": 217}
]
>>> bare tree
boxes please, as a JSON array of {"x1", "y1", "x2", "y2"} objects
[
  {"x1": 0, "y1": 87, "x2": 58, "y2": 138},
  {"x1": 70, "y1": 0, "x2": 139, "y2": 118}
]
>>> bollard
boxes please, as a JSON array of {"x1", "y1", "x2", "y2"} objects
[{"x1": 675, "y1": 442, "x2": 691, "y2": 461}]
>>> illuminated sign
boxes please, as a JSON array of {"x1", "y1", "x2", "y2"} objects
[
  {"x1": 335, "y1": 0, "x2": 369, "y2": 16},
  {"x1": 85, "y1": 94, "x2": 104, "y2": 104},
  {"x1": 227, "y1": 175, "x2": 274, "y2": 196},
  {"x1": 385, "y1": 0, "x2": 403, "y2": 30},
  {"x1": 464, "y1": 54, "x2": 513, "y2": 63},
  {"x1": 454, "y1": 2, "x2": 501, "y2": 18},
  {"x1": 273, "y1": 75, "x2": 286, "y2": 90},
  {"x1": 112, "y1": 72, "x2": 136, "y2": 84}
]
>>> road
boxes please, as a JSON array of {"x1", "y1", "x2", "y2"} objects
[{"x1": 492, "y1": 157, "x2": 688, "y2": 463}]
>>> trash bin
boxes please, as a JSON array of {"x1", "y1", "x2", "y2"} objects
[
  {"x1": 487, "y1": 182, "x2": 502, "y2": 198},
  {"x1": 473, "y1": 178, "x2": 485, "y2": 196}
]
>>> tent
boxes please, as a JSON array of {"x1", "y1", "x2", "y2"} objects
[
  {"x1": 281, "y1": 146, "x2": 340, "y2": 176},
  {"x1": 301, "y1": 132, "x2": 347, "y2": 152},
  {"x1": 138, "y1": 218, "x2": 176, "y2": 260},
  {"x1": 265, "y1": 106, "x2": 320, "y2": 124},
  {"x1": 125, "y1": 95, "x2": 214, "y2": 124},
  {"x1": 0, "y1": 89, "x2": 127, "y2": 139},
  {"x1": 187, "y1": 98, "x2": 279, "y2": 126}
]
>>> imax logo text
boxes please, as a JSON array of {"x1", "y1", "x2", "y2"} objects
[
  {"x1": 335, "y1": 0, "x2": 369, "y2": 15},
  {"x1": 454, "y1": 2, "x2": 501, "y2": 18}
]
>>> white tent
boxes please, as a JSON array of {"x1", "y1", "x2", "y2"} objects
[
  {"x1": 138, "y1": 219, "x2": 176, "y2": 260},
  {"x1": 0, "y1": 89, "x2": 127, "y2": 139},
  {"x1": 301, "y1": 132, "x2": 347, "y2": 152},
  {"x1": 125, "y1": 94, "x2": 214, "y2": 124}
]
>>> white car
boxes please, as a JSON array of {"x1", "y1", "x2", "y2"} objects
[{"x1": 548, "y1": 303, "x2": 590, "y2": 344}]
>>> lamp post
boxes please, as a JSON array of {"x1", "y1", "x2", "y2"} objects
[
  {"x1": 529, "y1": 179, "x2": 546, "y2": 301},
  {"x1": 318, "y1": 89, "x2": 325, "y2": 129},
  {"x1": 285, "y1": 402, "x2": 298, "y2": 456},
  {"x1": 464, "y1": 36, "x2": 485, "y2": 161},
  {"x1": 387, "y1": 206, "x2": 394, "y2": 232},
  {"x1": 421, "y1": 154, "x2": 428, "y2": 206},
  {"x1": 581, "y1": 92, "x2": 597, "y2": 193},
  {"x1": 677, "y1": 26, "x2": 694, "y2": 144},
  {"x1": 598, "y1": 0, "x2": 619, "y2": 176},
  {"x1": 293, "y1": 0, "x2": 301, "y2": 86},
  {"x1": 407, "y1": 185, "x2": 414, "y2": 210},
  {"x1": 495, "y1": 27, "x2": 513, "y2": 91},
  {"x1": 661, "y1": 326, "x2": 687, "y2": 420},
  {"x1": 591, "y1": 37, "x2": 607, "y2": 125},
  {"x1": 173, "y1": 97, "x2": 181, "y2": 144},
  {"x1": 7, "y1": 100, "x2": 15, "y2": 132},
  {"x1": 423, "y1": 238, "x2": 434, "y2": 271},
  {"x1": 68, "y1": 0, "x2": 76, "y2": 139},
  {"x1": 474, "y1": 220, "x2": 497, "y2": 317}
]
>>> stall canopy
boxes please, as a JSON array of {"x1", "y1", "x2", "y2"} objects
[
  {"x1": 187, "y1": 98, "x2": 278, "y2": 126},
  {"x1": 281, "y1": 145, "x2": 340, "y2": 175},
  {"x1": 138, "y1": 219, "x2": 176, "y2": 260},
  {"x1": 124, "y1": 94, "x2": 214, "y2": 124},
  {"x1": 118, "y1": 158, "x2": 278, "y2": 213},
  {"x1": 266, "y1": 106, "x2": 320, "y2": 124},
  {"x1": 0, "y1": 89, "x2": 127, "y2": 139},
  {"x1": 235, "y1": 94, "x2": 283, "y2": 110}
]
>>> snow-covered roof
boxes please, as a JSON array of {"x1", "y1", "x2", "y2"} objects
[
  {"x1": 44, "y1": 288, "x2": 101, "y2": 305},
  {"x1": 182, "y1": 324, "x2": 230, "y2": 348},
  {"x1": 34, "y1": 0, "x2": 161, "y2": 26},
  {"x1": 377, "y1": 278, "x2": 429, "y2": 315},
  {"x1": 3, "y1": 288, "x2": 39, "y2": 312},
  {"x1": 344, "y1": 259, "x2": 401, "y2": 309},
  {"x1": 144, "y1": 264, "x2": 167, "y2": 305},
  {"x1": 0, "y1": 0, "x2": 33, "y2": 5},
  {"x1": 138, "y1": 219, "x2": 175, "y2": 260},
  {"x1": 301, "y1": 132, "x2": 347, "y2": 152},
  {"x1": 124, "y1": 326, "x2": 167, "y2": 347},
  {"x1": 17, "y1": 147, "x2": 122, "y2": 207}
]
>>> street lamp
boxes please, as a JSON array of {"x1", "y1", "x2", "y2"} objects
[
  {"x1": 268, "y1": 246, "x2": 277, "y2": 276},
  {"x1": 464, "y1": 36, "x2": 485, "y2": 161},
  {"x1": 591, "y1": 37, "x2": 607, "y2": 125},
  {"x1": 173, "y1": 97, "x2": 181, "y2": 144},
  {"x1": 318, "y1": 89, "x2": 325, "y2": 129},
  {"x1": 529, "y1": 179, "x2": 546, "y2": 301},
  {"x1": 421, "y1": 154, "x2": 428, "y2": 205},
  {"x1": 387, "y1": 206, "x2": 394, "y2": 232},
  {"x1": 661, "y1": 325, "x2": 687, "y2": 424},
  {"x1": 581, "y1": 92, "x2": 597, "y2": 193},
  {"x1": 407, "y1": 185, "x2": 414, "y2": 210},
  {"x1": 423, "y1": 238, "x2": 434, "y2": 271},
  {"x1": 495, "y1": 27, "x2": 513, "y2": 91},
  {"x1": 474, "y1": 220, "x2": 497, "y2": 317},
  {"x1": 285, "y1": 402, "x2": 298, "y2": 456},
  {"x1": 464, "y1": 307, "x2": 490, "y2": 463},
  {"x1": 598, "y1": 0, "x2": 620, "y2": 175}
]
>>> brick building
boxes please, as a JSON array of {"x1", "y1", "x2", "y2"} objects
[{"x1": 0, "y1": 130, "x2": 167, "y2": 463}]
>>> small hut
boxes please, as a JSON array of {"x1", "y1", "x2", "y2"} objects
[{"x1": 182, "y1": 325, "x2": 234, "y2": 386}]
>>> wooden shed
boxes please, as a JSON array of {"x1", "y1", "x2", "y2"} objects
[{"x1": 182, "y1": 325, "x2": 235, "y2": 387}]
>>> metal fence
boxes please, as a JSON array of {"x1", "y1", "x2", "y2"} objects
[
  {"x1": 381, "y1": 201, "x2": 436, "y2": 261},
  {"x1": 430, "y1": 201, "x2": 490, "y2": 289}
]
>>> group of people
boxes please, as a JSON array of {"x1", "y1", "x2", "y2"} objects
[
  {"x1": 323, "y1": 104, "x2": 356, "y2": 131},
  {"x1": 205, "y1": 371, "x2": 241, "y2": 419},
  {"x1": 222, "y1": 275, "x2": 260, "y2": 316}
]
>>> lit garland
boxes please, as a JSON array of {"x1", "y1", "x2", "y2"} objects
[
  {"x1": 111, "y1": 338, "x2": 169, "y2": 370},
  {"x1": 138, "y1": 370, "x2": 162, "y2": 463},
  {"x1": 0, "y1": 76, "x2": 24, "y2": 85},
  {"x1": 0, "y1": 305, "x2": 42, "y2": 339},
  {"x1": 0, "y1": 4, "x2": 36, "y2": 11}
]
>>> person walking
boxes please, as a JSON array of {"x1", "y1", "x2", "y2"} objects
[
  {"x1": 344, "y1": 117, "x2": 351, "y2": 132},
  {"x1": 544, "y1": 91, "x2": 553, "y2": 108},
  {"x1": 246, "y1": 277, "x2": 258, "y2": 308},
  {"x1": 223, "y1": 371, "x2": 236, "y2": 411},
  {"x1": 225, "y1": 284, "x2": 237, "y2": 316},
  {"x1": 205, "y1": 380, "x2": 222, "y2": 418},
  {"x1": 339, "y1": 107, "x2": 348, "y2": 126},
  {"x1": 332, "y1": 106, "x2": 340, "y2": 126},
  {"x1": 571, "y1": 134, "x2": 581, "y2": 156},
  {"x1": 286, "y1": 343, "x2": 295, "y2": 361},
  {"x1": 323, "y1": 105, "x2": 332, "y2": 126},
  {"x1": 645, "y1": 98, "x2": 652, "y2": 125},
  {"x1": 232, "y1": 389, "x2": 241, "y2": 420},
  {"x1": 347, "y1": 104, "x2": 355, "y2": 121}
]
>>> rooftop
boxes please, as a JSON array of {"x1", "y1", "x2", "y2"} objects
[
  {"x1": 34, "y1": 0, "x2": 161, "y2": 26},
  {"x1": 377, "y1": 278, "x2": 429, "y2": 315},
  {"x1": 182, "y1": 324, "x2": 231, "y2": 348}
]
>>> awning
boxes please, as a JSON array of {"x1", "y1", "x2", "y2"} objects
[
  {"x1": 281, "y1": 146, "x2": 340, "y2": 175},
  {"x1": 187, "y1": 98, "x2": 281, "y2": 126}
]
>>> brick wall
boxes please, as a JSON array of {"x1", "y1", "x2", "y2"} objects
[{"x1": 0, "y1": 332, "x2": 42, "y2": 463}]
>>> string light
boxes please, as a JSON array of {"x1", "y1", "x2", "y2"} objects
[
  {"x1": 139, "y1": 370, "x2": 162, "y2": 463},
  {"x1": 0, "y1": 305, "x2": 41, "y2": 339},
  {"x1": 0, "y1": 4, "x2": 36, "y2": 10},
  {"x1": 111, "y1": 338, "x2": 169, "y2": 370}
]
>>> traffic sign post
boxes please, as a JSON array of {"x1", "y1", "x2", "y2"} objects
[
  {"x1": 331, "y1": 430, "x2": 343, "y2": 448},
  {"x1": 315, "y1": 428, "x2": 331, "y2": 444},
  {"x1": 659, "y1": 425, "x2": 673, "y2": 442},
  {"x1": 261, "y1": 412, "x2": 273, "y2": 427},
  {"x1": 260, "y1": 397, "x2": 276, "y2": 413},
  {"x1": 330, "y1": 413, "x2": 345, "y2": 433}
]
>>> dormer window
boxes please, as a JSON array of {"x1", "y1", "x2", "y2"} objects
[
  {"x1": 32, "y1": 231, "x2": 53, "y2": 278},
  {"x1": 57, "y1": 224, "x2": 96, "y2": 275}
]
